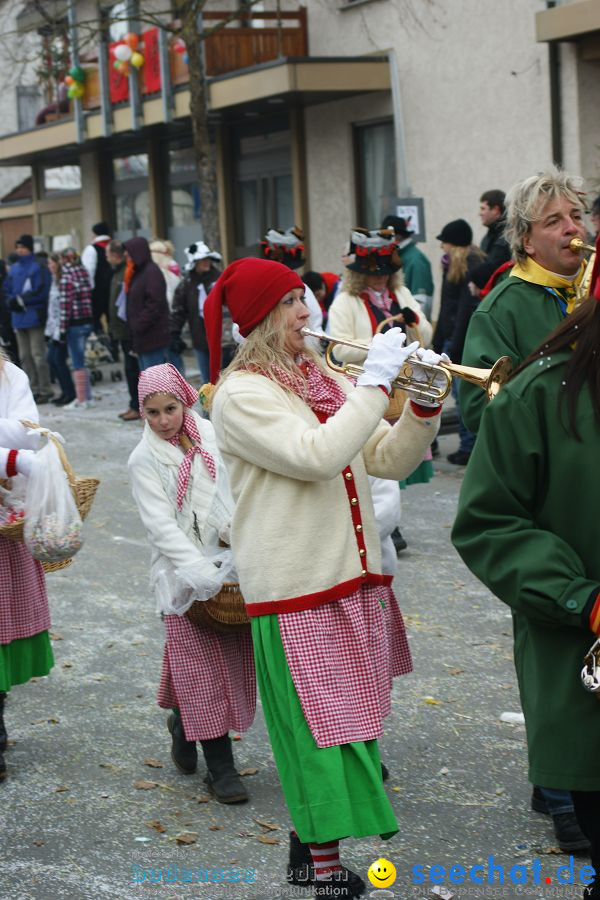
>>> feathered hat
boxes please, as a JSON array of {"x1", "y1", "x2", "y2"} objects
[
  {"x1": 259, "y1": 226, "x2": 305, "y2": 269},
  {"x1": 345, "y1": 227, "x2": 402, "y2": 276}
]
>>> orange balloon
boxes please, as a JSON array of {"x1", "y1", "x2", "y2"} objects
[
  {"x1": 125, "y1": 32, "x2": 139, "y2": 50},
  {"x1": 64, "y1": 75, "x2": 74, "y2": 85}
]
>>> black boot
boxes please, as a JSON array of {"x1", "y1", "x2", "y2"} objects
[
  {"x1": 286, "y1": 832, "x2": 365, "y2": 896},
  {"x1": 167, "y1": 712, "x2": 197, "y2": 775},
  {"x1": 381, "y1": 762, "x2": 389, "y2": 781},
  {"x1": 0, "y1": 693, "x2": 6, "y2": 753},
  {"x1": 0, "y1": 749, "x2": 5, "y2": 781},
  {"x1": 200, "y1": 734, "x2": 248, "y2": 804}
]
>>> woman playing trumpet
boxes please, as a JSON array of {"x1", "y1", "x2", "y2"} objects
[
  {"x1": 205, "y1": 257, "x2": 444, "y2": 897},
  {"x1": 452, "y1": 296, "x2": 600, "y2": 900}
]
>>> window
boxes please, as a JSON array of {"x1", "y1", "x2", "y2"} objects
[
  {"x1": 354, "y1": 120, "x2": 396, "y2": 228},
  {"x1": 112, "y1": 152, "x2": 150, "y2": 238},
  {"x1": 42, "y1": 165, "x2": 82, "y2": 195}
]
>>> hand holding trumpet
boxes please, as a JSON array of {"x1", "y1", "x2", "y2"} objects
[{"x1": 356, "y1": 328, "x2": 420, "y2": 393}]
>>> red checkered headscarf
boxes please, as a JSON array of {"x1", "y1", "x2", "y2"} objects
[{"x1": 138, "y1": 364, "x2": 216, "y2": 509}]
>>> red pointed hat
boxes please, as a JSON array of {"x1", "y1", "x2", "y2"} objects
[{"x1": 204, "y1": 257, "x2": 303, "y2": 383}]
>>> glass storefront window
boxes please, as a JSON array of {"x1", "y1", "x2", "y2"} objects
[
  {"x1": 115, "y1": 190, "x2": 150, "y2": 234},
  {"x1": 113, "y1": 154, "x2": 149, "y2": 181},
  {"x1": 42, "y1": 165, "x2": 81, "y2": 195},
  {"x1": 355, "y1": 120, "x2": 397, "y2": 228},
  {"x1": 169, "y1": 185, "x2": 201, "y2": 228}
]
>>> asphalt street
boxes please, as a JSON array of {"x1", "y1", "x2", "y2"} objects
[{"x1": 0, "y1": 362, "x2": 588, "y2": 900}]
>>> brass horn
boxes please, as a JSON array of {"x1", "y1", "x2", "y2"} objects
[
  {"x1": 569, "y1": 237, "x2": 597, "y2": 305},
  {"x1": 302, "y1": 328, "x2": 513, "y2": 405}
]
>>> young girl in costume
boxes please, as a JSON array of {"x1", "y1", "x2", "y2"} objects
[
  {"x1": 0, "y1": 350, "x2": 51, "y2": 780},
  {"x1": 128, "y1": 363, "x2": 255, "y2": 802}
]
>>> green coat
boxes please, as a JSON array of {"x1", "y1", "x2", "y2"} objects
[
  {"x1": 459, "y1": 276, "x2": 565, "y2": 433},
  {"x1": 452, "y1": 352, "x2": 600, "y2": 790},
  {"x1": 399, "y1": 241, "x2": 434, "y2": 297}
]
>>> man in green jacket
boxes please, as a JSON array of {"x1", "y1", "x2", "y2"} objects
[
  {"x1": 460, "y1": 168, "x2": 588, "y2": 435},
  {"x1": 458, "y1": 167, "x2": 591, "y2": 853},
  {"x1": 452, "y1": 297, "x2": 600, "y2": 898},
  {"x1": 381, "y1": 215, "x2": 434, "y2": 321}
]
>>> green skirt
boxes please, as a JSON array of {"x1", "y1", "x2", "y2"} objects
[
  {"x1": 251, "y1": 614, "x2": 398, "y2": 844},
  {"x1": 0, "y1": 632, "x2": 54, "y2": 693},
  {"x1": 399, "y1": 458, "x2": 434, "y2": 488}
]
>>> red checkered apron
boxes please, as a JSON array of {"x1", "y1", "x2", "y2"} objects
[
  {"x1": 278, "y1": 583, "x2": 412, "y2": 748},
  {"x1": 0, "y1": 536, "x2": 50, "y2": 643},
  {"x1": 157, "y1": 613, "x2": 256, "y2": 741}
]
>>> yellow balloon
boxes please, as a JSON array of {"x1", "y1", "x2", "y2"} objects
[{"x1": 130, "y1": 52, "x2": 144, "y2": 69}]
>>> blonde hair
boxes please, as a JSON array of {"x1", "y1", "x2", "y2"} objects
[
  {"x1": 446, "y1": 245, "x2": 485, "y2": 284},
  {"x1": 340, "y1": 269, "x2": 404, "y2": 296},
  {"x1": 215, "y1": 303, "x2": 322, "y2": 397},
  {"x1": 505, "y1": 168, "x2": 585, "y2": 264}
]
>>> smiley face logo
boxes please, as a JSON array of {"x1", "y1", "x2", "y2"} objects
[{"x1": 367, "y1": 857, "x2": 396, "y2": 888}]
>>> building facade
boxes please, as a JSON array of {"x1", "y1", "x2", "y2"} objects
[{"x1": 0, "y1": 0, "x2": 597, "y2": 298}]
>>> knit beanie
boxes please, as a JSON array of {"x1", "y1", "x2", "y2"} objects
[
  {"x1": 15, "y1": 234, "x2": 34, "y2": 252},
  {"x1": 436, "y1": 219, "x2": 473, "y2": 247},
  {"x1": 204, "y1": 257, "x2": 303, "y2": 383}
]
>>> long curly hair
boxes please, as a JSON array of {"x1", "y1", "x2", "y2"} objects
[
  {"x1": 339, "y1": 269, "x2": 404, "y2": 296},
  {"x1": 215, "y1": 304, "x2": 323, "y2": 398},
  {"x1": 445, "y1": 245, "x2": 485, "y2": 284}
]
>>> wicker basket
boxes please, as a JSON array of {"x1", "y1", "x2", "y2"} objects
[
  {"x1": 0, "y1": 421, "x2": 100, "y2": 568},
  {"x1": 186, "y1": 583, "x2": 250, "y2": 634}
]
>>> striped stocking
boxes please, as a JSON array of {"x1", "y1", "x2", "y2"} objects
[
  {"x1": 309, "y1": 840, "x2": 341, "y2": 880},
  {"x1": 73, "y1": 368, "x2": 89, "y2": 404}
]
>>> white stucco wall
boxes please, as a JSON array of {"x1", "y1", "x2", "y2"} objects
[{"x1": 304, "y1": 0, "x2": 557, "y2": 296}]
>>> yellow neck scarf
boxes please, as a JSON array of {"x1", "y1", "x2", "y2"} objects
[{"x1": 511, "y1": 257, "x2": 585, "y2": 314}]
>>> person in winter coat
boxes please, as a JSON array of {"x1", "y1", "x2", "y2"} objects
[
  {"x1": 381, "y1": 215, "x2": 435, "y2": 321},
  {"x1": 81, "y1": 222, "x2": 113, "y2": 337},
  {"x1": 123, "y1": 237, "x2": 169, "y2": 371},
  {"x1": 57, "y1": 249, "x2": 94, "y2": 410},
  {"x1": 431, "y1": 219, "x2": 486, "y2": 465},
  {"x1": 45, "y1": 254, "x2": 75, "y2": 407},
  {"x1": 128, "y1": 363, "x2": 255, "y2": 802},
  {"x1": 452, "y1": 297, "x2": 600, "y2": 897},
  {"x1": 205, "y1": 258, "x2": 443, "y2": 898},
  {"x1": 468, "y1": 189, "x2": 511, "y2": 295},
  {"x1": 0, "y1": 352, "x2": 52, "y2": 781},
  {"x1": 169, "y1": 241, "x2": 222, "y2": 382},
  {"x1": 4, "y1": 235, "x2": 52, "y2": 403},
  {"x1": 107, "y1": 240, "x2": 140, "y2": 421}
]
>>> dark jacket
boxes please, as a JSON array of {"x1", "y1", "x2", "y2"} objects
[
  {"x1": 108, "y1": 260, "x2": 129, "y2": 342},
  {"x1": 4, "y1": 253, "x2": 51, "y2": 331},
  {"x1": 433, "y1": 250, "x2": 483, "y2": 363},
  {"x1": 124, "y1": 238, "x2": 169, "y2": 354},
  {"x1": 470, "y1": 218, "x2": 511, "y2": 289},
  {"x1": 170, "y1": 266, "x2": 220, "y2": 351}
]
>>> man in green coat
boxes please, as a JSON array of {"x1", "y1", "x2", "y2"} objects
[
  {"x1": 381, "y1": 215, "x2": 434, "y2": 321},
  {"x1": 452, "y1": 297, "x2": 600, "y2": 899},
  {"x1": 459, "y1": 169, "x2": 588, "y2": 435},
  {"x1": 457, "y1": 168, "x2": 591, "y2": 852}
]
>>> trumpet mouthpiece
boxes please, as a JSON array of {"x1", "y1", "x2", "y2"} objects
[{"x1": 569, "y1": 237, "x2": 595, "y2": 253}]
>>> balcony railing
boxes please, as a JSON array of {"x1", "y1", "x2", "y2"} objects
[{"x1": 73, "y1": 8, "x2": 308, "y2": 113}]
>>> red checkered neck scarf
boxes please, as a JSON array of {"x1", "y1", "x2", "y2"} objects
[
  {"x1": 138, "y1": 363, "x2": 216, "y2": 510},
  {"x1": 270, "y1": 357, "x2": 347, "y2": 416}
]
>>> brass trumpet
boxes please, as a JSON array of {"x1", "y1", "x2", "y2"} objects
[
  {"x1": 569, "y1": 237, "x2": 597, "y2": 305},
  {"x1": 301, "y1": 328, "x2": 513, "y2": 404}
]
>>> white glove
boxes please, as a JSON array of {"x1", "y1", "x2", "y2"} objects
[
  {"x1": 15, "y1": 449, "x2": 36, "y2": 477},
  {"x1": 409, "y1": 349, "x2": 451, "y2": 407},
  {"x1": 356, "y1": 328, "x2": 420, "y2": 393}
]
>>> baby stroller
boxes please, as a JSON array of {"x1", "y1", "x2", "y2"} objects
[{"x1": 84, "y1": 331, "x2": 122, "y2": 384}]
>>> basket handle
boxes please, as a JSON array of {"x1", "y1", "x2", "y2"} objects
[{"x1": 20, "y1": 419, "x2": 77, "y2": 489}]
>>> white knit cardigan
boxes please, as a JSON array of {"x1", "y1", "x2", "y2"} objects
[
  {"x1": 211, "y1": 370, "x2": 440, "y2": 615},
  {"x1": 0, "y1": 362, "x2": 40, "y2": 476},
  {"x1": 326, "y1": 286, "x2": 433, "y2": 364},
  {"x1": 128, "y1": 411, "x2": 236, "y2": 615}
]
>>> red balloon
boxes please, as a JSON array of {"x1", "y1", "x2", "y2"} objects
[{"x1": 125, "y1": 32, "x2": 139, "y2": 50}]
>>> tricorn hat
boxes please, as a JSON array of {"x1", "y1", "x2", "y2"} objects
[
  {"x1": 345, "y1": 228, "x2": 402, "y2": 276},
  {"x1": 260, "y1": 226, "x2": 305, "y2": 270}
]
